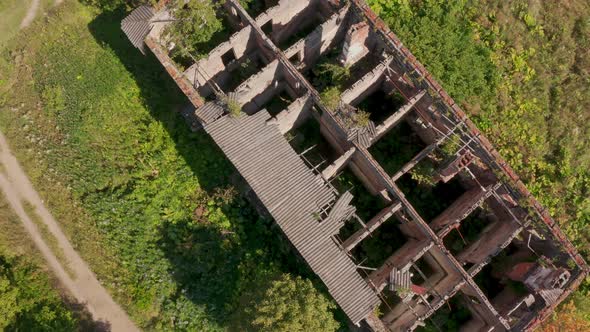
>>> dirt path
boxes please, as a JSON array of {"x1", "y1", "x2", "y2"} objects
[
  {"x1": 19, "y1": 0, "x2": 40, "y2": 29},
  {"x1": 19, "y1": 0, "x2": 64, "y2": 29},
  {"x1": 0, "y1": 131, "x2": 140, "y2": 332}
]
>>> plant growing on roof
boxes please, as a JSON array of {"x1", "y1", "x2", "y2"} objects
[
  {"x1": 440, "y1": 134, "x2": 461, "y2": 157},
  {"x1": 353, "y1": 110, "x2": 371, "y2": 127},
  {"x1": 164, "y1": 0, "x2": 222, "y2": 58},
  {"x1": 320, "y1": 86, "x2": 341, "y2": 111},
  {"x1": 394, "y1": 286, "x2": 413, "y2": 298},
  {"x1": 225, "y1": 97, "x2": 242, "y2": 117}
]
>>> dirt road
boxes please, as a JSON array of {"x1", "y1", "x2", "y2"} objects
[
  {"x1": 19, "y1": 0, "x2": 40, "y2": 29},
  {"x1": 0, "y1": 131, "x2": 140, "y2": 332},
  {"x1": 20, "y1": 0, "x2": 64, "y2": 29}
]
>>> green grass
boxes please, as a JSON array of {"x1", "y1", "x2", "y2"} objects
[
  {"x1": 0, "y1": 0, "x2": 56, "y2": 48},
  {"x1": 0, "y1": 2, "x2": 340, "y2": 330},
  {"x1": 0, "y1": 191, "x2": 42, "y2": 262},
  {"x1": 0, "y1": 186, "x2": 104, "y2": 330},
  {"x1": 0, "y1": 0, "x2": 31, "y2": 47}
]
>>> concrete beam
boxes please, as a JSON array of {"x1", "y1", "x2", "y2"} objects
[
  {"x1": 367, "y1": 239, "x2": 433, "y2": 291},
  {"x1": 341, "y1": 58, "x2": 390, "y2": 105},
  {"x1": 391, "y1": 143, "x2": 437, "y2": 181},
  {"x1": 321, "y1": 147, "x2": 356, "y2": 181},
  {"x1": 430, "y1": 185, "x2": 495, "y2": 235},
  {"x1": 341, "y1": 201, "x2": 402, "y2": 251},
  {"x1": 433, "y1": 150, "x2": 476, "y2": 183},
  {"x1": 458, "y1": 220, "x2": 521, "y2": 265},
  {"x1": 374, "y1": 90, "x2": 426, "y2": 141}
]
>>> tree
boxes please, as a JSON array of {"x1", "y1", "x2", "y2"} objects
[
  {"x1": 0, "y1": 252, "x2": 77, "y2": 331},
  {"x1": 237, "y1": 273, "x2": 340, "y2": 332},
  {"x1": 367, "y1": 0, "x2": 498, "y2": 103},
  {"x1": 539, "y1": 301, "x2": 590, "y2": 332},
  {"x1": 0, "y1": 275, "x2": 19, "y2": 330},
  {"x1": 164, "y1": 0, "x2": 222, "y2": 58},
  {"x1": 313, "y1": 62, "x2": 351, "y2": 91}
]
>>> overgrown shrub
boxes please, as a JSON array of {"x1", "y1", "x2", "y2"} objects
[
  {"x1": 320, "y1": 86, "x2": 341, "y2": 110},
  {"x1": 164, "y1": 0, "x2": 222, "y2": 58}
]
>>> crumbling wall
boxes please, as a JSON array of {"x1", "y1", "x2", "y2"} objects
[
  {"x1": 283, "y1": 5, "x2": 351, "y2": 70},
  {"x1": 184, "y1": 26, "x2": 256, "y2": 88},
  {"x1": 272, "y1": 94, "x2": 314, "y2": 134},
  {"x1": 233, "y1": 59, "x2": 282, "y2": 105}
]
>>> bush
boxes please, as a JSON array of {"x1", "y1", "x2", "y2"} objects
[
  {"x1": 226, "y1": 98, "x2": 242, "y2": 117},
  {"x1": 81, "y1": 0, "x2": 156, "y2": 11},
  {"x1": 0, "y1": 250, "x2": 77, "y2": 331},
  {"x1": 237, "y1": 273, "x2": 340, "y2": 332},
  {"x1": 320, "y1": 87, "x2": 341, "y2": 110},
  {"x1": 164, "y1": 0, "x2": 222, "y2": 58}
]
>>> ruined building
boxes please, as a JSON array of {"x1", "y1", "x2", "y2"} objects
[{"x1": 122, "y1": 1, "x2": 588, "y2": 331}]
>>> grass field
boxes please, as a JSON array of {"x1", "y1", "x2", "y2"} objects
[
  {"x1": 0, "y1": 0, "x2": 31, "y2": 46},
  {"x1": 0, "y1": 0, "x2": 57, "y2": 47},
  {"x1": 0, "y1": 1, "x2": 335, "y2": 330},
  {"x1": 0, "y1": 0, "x2": 588, "y2": 330}
]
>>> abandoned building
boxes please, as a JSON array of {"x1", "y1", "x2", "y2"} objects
[{"x1": 122, "y1": 0, "x2": 588, "y2": 331}]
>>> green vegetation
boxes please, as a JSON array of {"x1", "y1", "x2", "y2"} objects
[
  {"x1": 417, "y1": 296, "x2": 473, "y2": 332},
  {"x1": 21, "y1": 201, "x2": 75, "y2": 278},
  {"x1": 320, "y1": 86, "x2": 341, "y2": 110},
  {"x1": 369, "y1": 0, "x2": 590, "y2": 322},
  {"x1": 0, "y1": 2, "x2": 341, "y2": 330},
  {"x1": 370, "y1": 120, "x2": 427, "y2": 176},
  {"x1": 225, "y1": 97, "x2": 242, "y2": 117},
  {"x1": 235, "y1": 273, "x2": 340, "y2": 332},
  {"x1": 0, "y1": 249, "x2": 78, "y2": 331},
  {"x1": 164, "y1": 0, "x2": 223, "y2": 58},
  {"x1": 0, "y1": 196, "x2": 100, "y2": 331},
  {"x1": 369, "y1": 0, "x2": 499, "y2": 103},
  {"x1": 352, "y1": 110, "x2": 371, "y2": 128},
  {"x1": 313, "y1": 61, "x2": 351, "y2": 91},
  {"x1": 0, "y1": 0, "x2": 588, "y2": 329},
  {"x1": 81, "y1": 0, "x2": 157, "y2": 11}
]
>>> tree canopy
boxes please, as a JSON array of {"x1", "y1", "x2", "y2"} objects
[
  {"x1": 164, "y1": 0, "x2": 223, "y2": 58},
  {"x1": 237, "y1": 273, "x2": 340, "y2": 332},
  {"x1": 0, "y1": 251, "x2": 77, "y2": 331}
]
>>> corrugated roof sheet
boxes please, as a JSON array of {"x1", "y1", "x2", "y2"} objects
[
  {"x1": 539, "y1": 289, "x2": 563, "y2": 306},
  {"x1": 196, "y1": 101, "x2": 225, "y2": 124},
  {"x1": 121, "y1": 6, "x2": 154, "y2": 54},
  {"x1": 205, "y1": 111, "x2": 380, "y2": 324},
  {"x1": 321, "y1": 191, "x2": 356, "y2": 236},
  {"x1": 389, "y1": 267, "x2": 411, "y2": 290}
]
